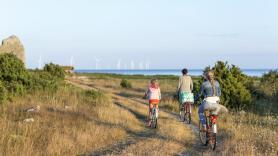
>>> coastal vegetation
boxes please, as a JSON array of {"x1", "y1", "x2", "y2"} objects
[{"x1": 0, "y1": 53, "x2": 277, "y2": 155}]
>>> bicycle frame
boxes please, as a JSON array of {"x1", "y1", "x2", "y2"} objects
[{"x1": 205, "y1": 112, "x2": 218, "y2": 134}]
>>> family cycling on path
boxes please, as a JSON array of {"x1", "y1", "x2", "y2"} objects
[{"x1": 144, "y1": 68, "x2": 228, "y2": 149}]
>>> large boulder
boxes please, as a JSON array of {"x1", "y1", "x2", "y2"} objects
[{"x1": 0, "y1": 35, "x2": 25, "y2": 64}]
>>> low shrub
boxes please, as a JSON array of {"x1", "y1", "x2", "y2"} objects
[
  {"x1": 28, "y1": 70, "x2": 61, "y2": 91},
  {"x1": 43, "y1": 63, "x2": 65, "y2": 79},
  {"x1": 120, "y1": 79, "x2": 132, "y2": 89},
  {"x1": 85, "y1": 90, "x2": 110, "y2": 106}
]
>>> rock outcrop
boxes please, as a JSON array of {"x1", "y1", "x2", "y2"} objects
[{"x1": 0, "y1": 35, "x2": 25, "y2": 63}]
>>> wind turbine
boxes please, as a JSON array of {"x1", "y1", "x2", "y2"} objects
[
  {"x1": 139, "y1": 61, "x2": 144, "y2": 70},
  {"x1": 145, "y1": 61, "x2": 150, "y2": 70},
  {"x1": 38, "y1": 55, "x2": 42, "y2": 69},
  {"x1": 117, "y1": 59, "x2": 121, "y2": 70},
  {"x1": 95, "y1": 58, "x2": 101, "y2": 70},
  {"x1": 130, "y1": 60, "x2": 135, "y2": 70},
  {"x1": 70, "y1": 56, "x2": 74, "y2": 66}
]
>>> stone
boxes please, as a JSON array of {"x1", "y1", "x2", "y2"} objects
[
  {"x1": 0, "y1": 35, "x2": 25, "y2": 63},
  {"x1": 24, "y1": 105, "x2": 40, "y2": 112},
  {"x1": 23, "y1": 118, "x2": 34, "y2": 122}
]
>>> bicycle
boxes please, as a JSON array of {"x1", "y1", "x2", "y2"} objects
[
  {"x1": 179, "y1": 102, "x2": 192, "y2": 124},
  {"x1": 150, "y1": 104, "x2": 159, "y2": 128},
  {"x1": 199, "y1": 110, "x2": 218, "y2": 150}
]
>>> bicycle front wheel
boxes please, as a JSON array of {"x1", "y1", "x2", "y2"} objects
[{"x1": 199, "y1": 121, "x2": 207, "y2": 145}]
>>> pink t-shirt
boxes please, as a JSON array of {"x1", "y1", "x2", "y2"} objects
[{"x1": 147, "y1": 85, "x2": 161, "y2": 100}]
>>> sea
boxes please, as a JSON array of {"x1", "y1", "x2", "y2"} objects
[{"x1": 75, "y1": 69, "x2": 274, "y2": 77}]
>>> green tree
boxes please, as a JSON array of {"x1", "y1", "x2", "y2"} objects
[
  {"x1": 194, "y1": 61, "x2": 252, "y2": 110},
  {"x1": 0, "y1": 54, "x2": 29, "y2": 84},
  {"x1": 0, "y1": 54, "x2": 29, "y2": 96},
  {"x1": 259, "y1": 70, "x2": 278, "y2": 101}
]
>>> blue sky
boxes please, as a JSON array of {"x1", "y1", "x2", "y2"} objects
[{"x1": 0, "y1": 0, "x2": 277, "y2": 69}]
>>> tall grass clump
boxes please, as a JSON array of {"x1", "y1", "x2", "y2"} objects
[
  {"x1": 120, "y1": 79, "x2": 132, "y2": 89},
  {"x1": 85, "y1": 89, "x2": 111, "y2": 106}
]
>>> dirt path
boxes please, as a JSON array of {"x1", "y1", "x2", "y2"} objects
[{"x1": 66, "y1": 76, "x2": 221, "y2": 156}]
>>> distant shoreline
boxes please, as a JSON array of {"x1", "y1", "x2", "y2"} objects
[{"x1": 75, "y1": 69, "x2": 275, "y2": 77}]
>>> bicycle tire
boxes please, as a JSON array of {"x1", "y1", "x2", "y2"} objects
[
  {"x1": 188, "y1": 113, "x2": 191, "y2": 124},
  {"x1": 151, "y1": 108, "x2": 157, "y2": 129},
  {"x1": 209, "y1": 133, "x2": 217, "y2": 150},
  {"x1": 179, "y1": 105, "x2": 185, "y2": 121},
  {"x1": 199, "y1": 121, "x2": 207, "y2": 145},
  {"x1": 154, "y1": 118, "x2": 158, "y2": 129},
  {"x1": 184, "y1": 103, "x2": 192, "y2": 124}
]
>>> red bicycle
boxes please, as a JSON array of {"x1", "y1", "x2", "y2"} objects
[{"x1": 199, "y1": 111, "x2": 218, "y2": 150}]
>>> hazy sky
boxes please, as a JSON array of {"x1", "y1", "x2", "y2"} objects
[{"x1": 0, "y1": 0, "x2": 277, "y2": 69}]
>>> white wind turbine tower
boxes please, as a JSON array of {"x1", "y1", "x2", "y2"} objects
[
  {"x1": 145, "y1": 61, "x2": 150, "y2": 70},
  {"x1": 117, "y1": 59, "x2": 121, "y2": 70},
  {"x1": 70, "y1": 56, "x2": 74, "y2": 67},
  {"x1": 95, "y1": 58, "x2": 101, "y2": 70},
  {"x1": 139, "y1": 61, "x2": 144, "y2": 70},
  {"x1": 38, "y1": 55, "x2": 42, "y2": 69},
  {"x1": 130, "y1": 60, "x2": 135, "y2": 70},
  {"x1": 124, "y1": 62, "x2": 127, "y2": 69}
]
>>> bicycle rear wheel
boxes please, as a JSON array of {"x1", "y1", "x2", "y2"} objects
[
  {"x1": 199, "y1": 121, "x2": 207, "y2": 145},
  {"x1": 209, "y1": 132, "x2": 217, "y2": 150},
  {"x1": 185, "y1": 113, "x2": 191, "y2": 124},
  {"x1": 151, "y1": 108, "x2": 158, "y2": 128},
  {"x1": 185, "y1": 103, "x2": 192, "y2": 124},
  {"x1": 179, "y1": 105, "x2": 185, "y2": 121}
]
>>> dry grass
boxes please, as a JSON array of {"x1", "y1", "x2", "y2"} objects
[
  {"x1": 163, "y1": 96, "x2": 278, "y2": 155},
  {"x1": 120, "y1": 138, "x2": 183, "y2": 156},
  {"x1": 0, "y1": 85, "x2": 143, "y2": 156},
  {"x1": 0, "y1": 75, "x2": 195, "y2": 156},
  {"x1": 3, "y1": 73, "x2": 276, "y2": 155},
  {"x1": 69, "y1": 75, "x2": 196, "y2": 155},
  {"x1": 217, "y1": 112, "x2": 278, "y2": 155},
  {"x1": 104, "y1": 74, "x2": 278, "y2": 155}
]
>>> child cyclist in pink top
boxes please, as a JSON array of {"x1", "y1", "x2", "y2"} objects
[{"x1": 145, "y1": 79, "x2": 161, "y2": 126}]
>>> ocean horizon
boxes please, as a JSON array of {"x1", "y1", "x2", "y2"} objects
[{"x1": 75, "y1": 69, "x2": 275, "y2": 77}]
